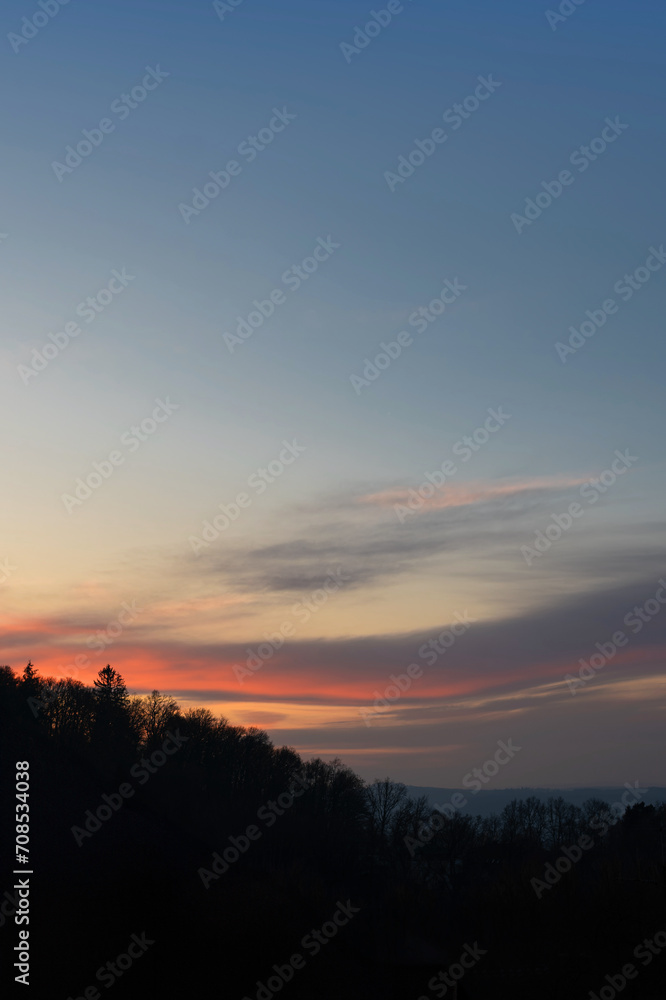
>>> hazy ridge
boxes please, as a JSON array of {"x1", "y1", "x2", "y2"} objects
[{"x1": 407, "y1": 785, "x2": 666, "y2": 817}]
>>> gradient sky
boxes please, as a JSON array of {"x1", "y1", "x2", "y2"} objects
[{"x1": 2, "y1": 0, "x2": 666, "y2": 786}]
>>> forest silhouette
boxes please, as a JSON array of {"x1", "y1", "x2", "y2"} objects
[{"x1": 1, "y1": 662, "x2": 664, "y2": 998}]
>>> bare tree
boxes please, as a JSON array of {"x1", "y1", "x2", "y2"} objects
[{"x1": 365, "y1": 777, "x2": 408, "y2": 842}]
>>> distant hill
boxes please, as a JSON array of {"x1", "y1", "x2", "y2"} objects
[{"x1": 407, "y1": 785, "x2": 666, "y2": 818}]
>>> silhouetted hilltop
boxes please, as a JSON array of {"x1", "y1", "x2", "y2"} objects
[{"x1": 2, "y1": 662, "x2": 664, "y2": 999}]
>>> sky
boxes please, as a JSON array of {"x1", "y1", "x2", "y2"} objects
[{"x1": 2, "y1": 0, "x2": 665, "y2": 786}]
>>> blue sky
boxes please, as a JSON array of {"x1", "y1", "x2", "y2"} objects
[{"x1": 2, "y1": 0, "x2": 665, "y2": 785}]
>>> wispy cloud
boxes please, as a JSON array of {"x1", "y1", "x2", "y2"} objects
[
  {"x1": 359, "y1": 474, "x2": 592, "y2": 513},
  {"x1": 186, "y1": 473, "x2": 631, "y2": 595}
]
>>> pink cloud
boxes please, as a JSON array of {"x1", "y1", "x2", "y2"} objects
[{"x1": 359, "y1": 474, "x2": 592, "y2": 514}]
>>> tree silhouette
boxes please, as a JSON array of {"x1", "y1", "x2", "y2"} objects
[
  {"x1": 91, "y1": 664, "x2": 135, "y2": 760},
  {"x1": 20, "y1": 659, "x2": 41, "y2": 700},
  {"x1": 136, "y1": 689, "x2": 181, "y2": 749},
  {"x1": 1, "y1": 660, "x2": 664, "y2": 999},
  {"x1": 93, "y1": 664, "x2": 128, "y2": 706}
]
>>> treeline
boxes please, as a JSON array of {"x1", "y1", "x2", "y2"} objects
[{"x1": 1, "y1": 662, "x2": 664, "y2": 999}]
